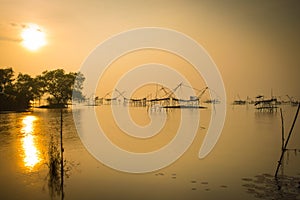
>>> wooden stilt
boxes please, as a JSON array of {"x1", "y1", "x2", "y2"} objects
[
  {"x1": 280, "y1": 108, "x2": 284, "y2": 151},
  {"x1": 60, "y1": 108, "x2": 64, "y2": 200},
  {"x1": 275, "y1": 103, "x2": 300, "y2": 178}
]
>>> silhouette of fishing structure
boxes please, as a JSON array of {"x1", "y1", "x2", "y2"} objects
[
  {"x1": 230, "y1": 93, "x2": 298, "y2": 109},
  {"x1": 86, "y1": 83, "x2": 221, "y2": 109},
  {"x1": 255, "y1": 95, "x2": 278, "y2": 112},
  {"x1": 285, "y1": 95, "x2": 300, "y2": 107},
  {"x1": 232, "y1": 94, "x2": 247, "y2": 105}
]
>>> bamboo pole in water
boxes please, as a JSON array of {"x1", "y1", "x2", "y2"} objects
[
  {"x1": 275, "y1": 103, "x2": 300, "y2": 178},
  {"x1": 280, "y1": 108, "x2": 284, "y2": 151},
  {"x1": 60, "y1": 108, "x2": 64, "y2": 200}
]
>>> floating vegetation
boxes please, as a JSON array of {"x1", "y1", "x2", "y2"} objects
[
  {"x1": 171, "y1": 173, "x2": 177, "y2": 179},
  {"x1": 220, "y1": 185, "x2": 228, "y2": 188},
  {"x1": 154, "y1": 172, "x2": 165, "y2": 176},
  {"x1": 242, "y1": 173, "x2": 300, "y2": 200},
  {"x1": 242, "y1": 178, "x2": 253, "y2": 182},
  {"x1": 153, "y1": 172, "x2": 228, "y2": 192}
]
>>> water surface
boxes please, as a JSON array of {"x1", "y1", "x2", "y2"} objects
[{"x1": 0, "y1": 105, "x2": 299, "y2": 200}]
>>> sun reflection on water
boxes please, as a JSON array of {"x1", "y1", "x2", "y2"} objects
[{"x1": 21, "y1": 116, "x2": 41, "y2": 169}]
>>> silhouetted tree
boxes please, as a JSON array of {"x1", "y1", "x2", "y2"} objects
[
  {"x1": 72, "y1": 72, "x2": 85, "y2": 102},
  {"x1": 0, "y1": 68, "x2": 17, "y2": 110},
  {"x1": 42, "y1": 69, "x2": 85, "y2": 107},
  {"x1": 0, "y1": 67, "x2": 85, "y2": 110},
  {"x1": 13, "y1": 73, "x2": 35, "y2": 109},
  {"x1": 0, "y1": 67, "x2": 14, "y2": 94},
  {"x1": 32, "y1": 75, "x2": 46, "y2": 106}
]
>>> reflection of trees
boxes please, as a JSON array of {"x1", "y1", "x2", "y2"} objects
[{"x1": 0, "y1": 67, "x2": 85, "y2": 111}]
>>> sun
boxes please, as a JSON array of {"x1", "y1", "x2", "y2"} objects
[{"x1": 21, "y1": 24, "x2": 47, "y2": 51}]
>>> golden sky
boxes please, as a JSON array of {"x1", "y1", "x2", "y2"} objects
[{"x1": 0, "y1": 0, "x2": 299, "y2": 100}]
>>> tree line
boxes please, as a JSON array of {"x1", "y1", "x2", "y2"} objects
[{"x1": 0, "y1": 67, "x2": 85, "y2": 111}]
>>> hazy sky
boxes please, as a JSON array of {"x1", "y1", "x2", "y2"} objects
[{"x1": 0, "y1": 0, "x2": 299, "y2": 100}]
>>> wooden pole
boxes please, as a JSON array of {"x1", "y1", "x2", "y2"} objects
[
  {"x1": 60, "y1": 108, "x2": 64, "y2": 200},
  {"x1": 280, "y1": 108, "x2": 284, "y2": 151},
  {"x1": 275, "y1": 103, "x2": 300, "y2": 177},
  {"x1": 279, "y1": 108, "x2": 285, "y2": 176}
]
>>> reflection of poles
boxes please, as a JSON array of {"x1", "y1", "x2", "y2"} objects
[
  {"x1": 275, "y1": 103, "x2": 300, "y2": 178},
  {"x1": 60, "y1": 108, "x2": 64, "y2": 200}
]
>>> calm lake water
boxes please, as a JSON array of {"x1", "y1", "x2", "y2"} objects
[{"x1": 0, "y1": 104, "x2": 299, "y2": 200}]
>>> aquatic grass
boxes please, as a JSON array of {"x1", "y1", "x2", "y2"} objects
[
  {"x1": 46, "y1": 134, "x2": 62, "y2": 199},
  {"x1": 45, "y1": 110, "x2": 80, "y2": 200}
]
